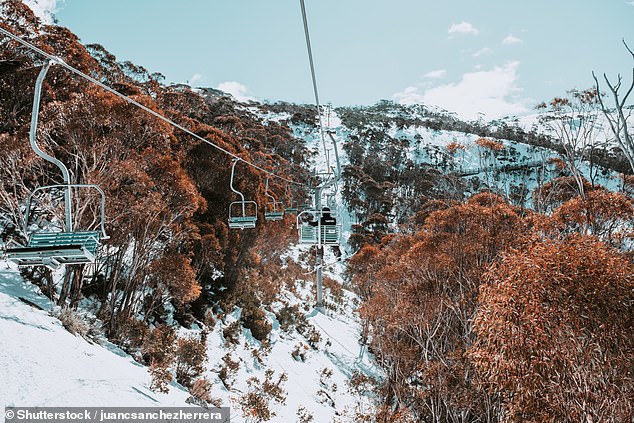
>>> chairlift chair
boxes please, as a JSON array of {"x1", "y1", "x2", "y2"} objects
[
  {"x1": 284, "y1": 203, "x2": 299, "y2": 214},
  {"x1": 228, "y1": 159, "x2": 258, "y2": 230},
  {"x1": 4, "y1": 60, "x2": 108, "y2": 269},
  {"x1": 264, "y1": 206, "x2": 284, "y2": 222},
  {"x1": 296, "y1": 209, "x2": 341, "y2": 246},
  {"x1": 264, "y1": 177, "x2": 284, "y2": 221}
]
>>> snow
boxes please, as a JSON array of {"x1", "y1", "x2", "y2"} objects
[
  {"x1": 195, "y1": 278, "x2": 381, "y2": 422},
  {"x1": 383, "y1": 117, "x2": 624, "y2": 204},
  {"x1": 0, "y1": 211, "x2": 380, "y2": 421},
  {"x1": 0, "y1": 256, "x2": 381, "y2": 421},
  {"x1": 21, "y1": 0, "x2": 57, "y2": 24},
  {"x1": 0, "y1": 263, "x2": 191, "y2": 408}
]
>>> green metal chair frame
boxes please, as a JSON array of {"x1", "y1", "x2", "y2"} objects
[
  {"x1": 5, "y1": 184, "x2": 108, "y2": 268},
  {"x1": 264, "y1": 177, "x2": 284, "y2": 222}
]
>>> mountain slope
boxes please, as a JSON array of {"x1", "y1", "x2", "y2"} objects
[{"x1": 0, "y1": 264, "x2": 191, "y2": 407}]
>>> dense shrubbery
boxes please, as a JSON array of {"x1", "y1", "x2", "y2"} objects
[
  {"x1": 472, "y1": 234, "x2": 634, "y2": 421},
  {"x1": 348, "y1": 189, "x2": 634, "y2": 421}
]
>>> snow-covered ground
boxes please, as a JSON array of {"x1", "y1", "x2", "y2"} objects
[
  {"x1": 393, "y1": 122, "x2": 623, "y2": 195},
  {"x1": 191, "y1": 279, "x2": 379, "y2": 421},
  {"x1": 0, "y1": 253, "x2": 380, "y2": 422},
  {"x1": 0, "y1": 263, "x2": 191, "y2": 408}
]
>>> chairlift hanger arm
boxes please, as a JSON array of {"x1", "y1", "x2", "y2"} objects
[
  {"x1": 264, "y1": 176, "x2": 276, "y2": 203},
  {"x1": 326, "y1": 131, "x2": 342, "y2": 181},
  {"x1": 229, "y1": 158, "x2": 246, "y2": 205},
  {"x1": 29, "y1": 60, "x2": 73, "y2": 231},
  {"x1": 29, "y1": 61, "x2": 67, "y2": 179}
]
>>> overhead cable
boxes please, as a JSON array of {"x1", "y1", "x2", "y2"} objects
[{"x1": 299, "y1": 0, "x2": 330, "y2": 172}]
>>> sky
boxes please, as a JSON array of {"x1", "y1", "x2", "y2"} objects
[{"x1": 23, "y1": 0, "x2": 634, "y2": 121}]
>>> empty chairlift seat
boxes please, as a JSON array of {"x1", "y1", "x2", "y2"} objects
[
  {"x1": 264, "y1": 199, "x2": 285, "y2": 221},
  {"x1": 5, "y1": 230, "x2": 102, "y2": 268},
  {"x1": 228, "y1": 200, "x2": 258, "y2": 230},
  {"x1": 264, "y1": 210, "x2": 284, "y2": 221},
  {"x1": 299, "y1": 223, "x2": 317, "y2": 243},
  {"x1": 264, "y1": 177, "x2": 284, "y2": 221}
]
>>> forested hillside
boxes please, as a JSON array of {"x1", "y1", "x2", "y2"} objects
[
  {"x1": 0, "y1": 0, "x2": 316, "y2": 400},
  {"x1": 1, "y1": 0, "x2": 633, "y2": 421}
]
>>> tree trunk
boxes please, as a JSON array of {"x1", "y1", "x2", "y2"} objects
[{"x1": 57, "y1": 268, "x2": 72, "y2": 306}]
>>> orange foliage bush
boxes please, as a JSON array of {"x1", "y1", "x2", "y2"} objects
[
  {"x1": 352, "y1": 197, "x2": 529, "y2": 420},
  {"x1": 474, "y1": 137, "x2": 504, "y2": 151},
  {"x1": 149, "y1": 253, "x2": 201, "y2": 306},
  {"x1": 553, "y1": 189, "x2": 634, "y2": 247},
  {"x1": 471, "y1": 235, "x2": 634, "y2": 421},
  {"x1": 445, "y1": 142, "x2": 465, "y2": 154}
]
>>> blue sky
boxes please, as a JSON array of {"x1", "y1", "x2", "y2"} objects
[{"x1": 27, "y1": 0, "x2": 634, "y2": 120}]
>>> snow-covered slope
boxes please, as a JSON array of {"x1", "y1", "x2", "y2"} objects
[
  {"x1": 193, "y1": 278, "x2": 379, "y2": 421},
  {"x1": 0, "y1": 264, "x2": 191, "y2": 408},
  {"x1": 0, "y1": 257, "x2": 380, "y2": 421}
]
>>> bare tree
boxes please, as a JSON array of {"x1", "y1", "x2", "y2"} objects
[
  {"x1": 592, "y1": 40, "x2": 634, "y2": 173},
  {"x1": 537, "y1": 88, "x2": 602, "y2": 198}
]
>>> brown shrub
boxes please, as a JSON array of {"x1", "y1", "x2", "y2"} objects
[
  {"x1": 53, "y1": 307, "x2": 89, "y2": 337},
  {"x1": 471, "y1": 235, "x2": 634, "y2": 421},
  {"x1": 175, "y1": 336, "x2": 207, "y2": 387}
]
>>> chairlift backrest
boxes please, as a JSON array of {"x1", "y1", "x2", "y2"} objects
[
  {"x1": 296, "y1": 209, "x2": 341, "y2": 246},
  {"x1": 23, "y1": 184, "x2": 108, "y2": 239}
]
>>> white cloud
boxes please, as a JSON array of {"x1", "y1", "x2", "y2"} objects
[
  {"x1": 423, "y1": 69, "x2": 447, "y2": 79},
  {"x1": 188, "y1": 73, "x2": 205, "y2": 86},
  {"x1": 448, "y1": 21, "x2": 479, "y2": 37},
  {"x1": 22, "y1": 0, "x2": 59, "y2": 24},
  {"x1": 502, "y1": 34, "x2": 523, "y2": 45},
  {"x1": 216, "y1": 81, "x2": 255, "y2": 102},
  {"x1": 627, "y1": 0, "x2": 634, "y2": 6},
  {"x1": 393, "y1": 61, "x2": 528, "y2": 121},
  {"x1": 472, "y1": 47, "x2": 493, "y2": 57}
]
